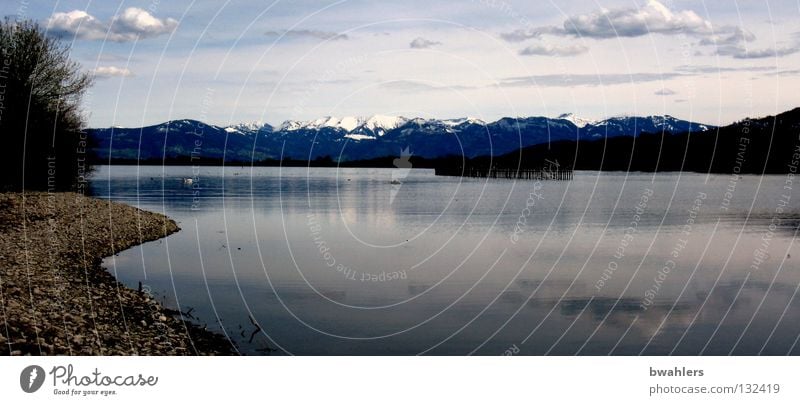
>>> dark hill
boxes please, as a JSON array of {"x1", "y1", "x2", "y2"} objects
[{"x1": 481, "y1": 108, "x2": 800, "y2": 174}]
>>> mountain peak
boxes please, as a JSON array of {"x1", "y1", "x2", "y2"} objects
[
  {"x1": 276, "y1": 115, "x2": 411, "y2": 134},
  {"x1": 225, "y1": 121, "x2": 271, "y2": 134},
  {"x1": 364, "y1": 115, "x2": 409, "y2": 131},
  {"x1": 442, "y1": 117, "x2": 486, "y2": 127},
  {"x1": 557, "y1": 113, "x2": 596, "y2": 128}
]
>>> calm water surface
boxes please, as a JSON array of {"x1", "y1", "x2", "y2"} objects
[{"x1": 92, "y1": 166, "x2": 800, "y2": 355}]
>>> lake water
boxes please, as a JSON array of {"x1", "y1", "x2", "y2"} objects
[{"x1": 92, "y1": 166, "x2": 800, "y2": 355}]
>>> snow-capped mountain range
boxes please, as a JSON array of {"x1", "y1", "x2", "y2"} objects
[
  {"x1": 221, "y1": 113, "x2": 707, "y2": 136},
  {"x1": 226, "y1": 115, "x2": 489, "y2": 137},
  {"x1": 90, "y1": 113, "x2": 713, "y2": 162}
]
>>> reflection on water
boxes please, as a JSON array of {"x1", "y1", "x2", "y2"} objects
[{"x1": 93, "y1": 166, "x2": 800, "y2": 355}]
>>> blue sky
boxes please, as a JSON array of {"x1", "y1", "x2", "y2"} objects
[{"x1": 6, "y1": 0, "x2": 800, "y2": 127}]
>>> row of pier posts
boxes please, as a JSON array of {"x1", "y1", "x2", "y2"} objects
[{"x1": 434, "y1": 167, "x2": 573, "y2": 180}]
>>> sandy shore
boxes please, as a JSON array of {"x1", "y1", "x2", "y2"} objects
[{"x1": 0, "y1": 192, "x2": 234, "y2": 355}]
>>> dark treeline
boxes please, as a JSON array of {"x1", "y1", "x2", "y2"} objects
[
  {"x1": 471, "y1": 107, "x2": 800, "y2": 174},
  {"x1": 96, "y1": 155, "x2": 450, "y2": 169}
]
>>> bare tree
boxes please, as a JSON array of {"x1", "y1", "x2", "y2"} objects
[{"x1": 0, "y1": 19, "x2": 93, "y2": 191}]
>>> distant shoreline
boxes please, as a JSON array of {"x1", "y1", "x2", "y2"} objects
[
  {"x1": 0, "y1": 192, "x2": 234, "y2": 355},
  {"x1": 91, "y1": 161, "x2": 795, "y2": 175}
]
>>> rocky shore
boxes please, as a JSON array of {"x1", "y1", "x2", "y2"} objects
[{"x1": 0, "y1": 192, "x2": 234, "y2": 355}]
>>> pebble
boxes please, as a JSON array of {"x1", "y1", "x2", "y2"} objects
[{"x1": 0, "y1": 192, "x2": 232, "y2": 356}]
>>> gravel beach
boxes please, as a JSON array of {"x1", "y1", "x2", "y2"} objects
[{"x1": 0, "y1": 192, "x2": 234, "y2": 355}]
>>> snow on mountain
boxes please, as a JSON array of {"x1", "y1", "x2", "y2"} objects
[
  {"x1": 557, "y1": 113, "x2": 596, "y2": 128},
  {"x1": 224, "y1": 121, "x2": 271, "y2": 134},
  {"x1": 155, "y1": 119, "x2": 207, "y2": 132},
  {"x1": 364, "y1": 115, "x2": 409, "y2": 132},
  {"x1": 276, "y1": 115, "x2": 410, "y2": 134},
  {"x1": 344, "y1": 134, "x2": 377, "y2": 141},
  {"x1": 306, "y1": 116, "x2": 340, "y2": 129},
  {"x1": 237, "y1": 121, "x2": 271, "y2": 131},
  {"x1": 236, "y1": 113, "x2": 710, "y2": 139},
  {"x1": 91, "y1": 113, "x2": 716, "y2": 163},
  {"x1": 442, "y1": 117, "x2": 486, "y2": 127},
  {"x1": 279, "y1": 120, "x2": 304, "y2": 131},
  {"x1": 337, "y1": 116, "x2": 363, "y2": 132}
]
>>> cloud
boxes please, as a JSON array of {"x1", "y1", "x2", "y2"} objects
[
  {"x1": 500, "y1": 27, "x2": 563, "y2": 42},
  {"x1": 519, "y1": 43, "x2": 588, "y2": 56},
  {"x1": 698, "y1": 26, "x2": 756, "y2": 47},
  {"x1": 379, "y1": 80, "x2": 474, "y2": 92},
  {"x1": 409, "y1": 37, "x2": 442, "y2": 49},
  {"x1": 46, "y1": 8, "x2": 177, "y2": 42},
  {"x1": 500, "y1": 72, "x2": 684, "y2": 88},
  {"x1": 695, "y1": 26, "x2": 797, "y2": 58},
  {"x1": 673, "y1": 64, "x2": 777, "y2": 74},
  {"x1": 90, "y1": 66, "x2": 134, "y2": 78},
  {"x1": 380, "y1": 80, "x2": 439, "y2": 91},
  {"x1": 264, "y1": 29, "x2": 349, "y2": 41},
  {"x1": 384, "y1": 73, "x2": 687, "y2": 92},
  {"x1": 562, "y1": 0, "x2": 712, "y2": 38},
  {"x1": 498, "y1": 1, "x2": 800, "y2": 60},
  {"x1": 764, "y1": 69, "x2": 800, "y2": 77},
  {"x1": 654, "y1": 88, "x2": 676, "y2": 96},
  {"x1": 502, "y1": 1, "x2": 712, "y2": 41},
  {"x1": 731, "y1": 46, "x2": 800, "y2": 59}
]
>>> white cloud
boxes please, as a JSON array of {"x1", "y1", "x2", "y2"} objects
[
  {"x1": 409, "y1": 37, "x2": 442, "y2": 49},
  {"x1": 91, "y1": 66, "x2": 134, "y2": 78},
  {"x1": 654, "y1": 88, "x2": 676, "y2": 96},
  {"x1": 499, "y1": 1, "x2": 798, "y2": 60},
  {"x1": 519, "y1": 43, "x2": 588, "y2": 57},
  {"x1": 502, "y1": 1, "x2": 712, "y2": 41},
  {"x1": 699, "y1": 27, "x2": 756, "y2": 47},
  {"x1": 46, "y1": 8, "x2": 177, "y2": 42},
  {"x1": 562, "y1": 0, "x2": 712, "y2": 38}
]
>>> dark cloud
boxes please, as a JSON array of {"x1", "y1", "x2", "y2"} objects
[
  {"x1": 698, "y1": 26, "x2": 799, "y2": 59},
  {"x1": 500, "y1": 26, "x2": 563, "y2": 42},
  {"x1": 409, "y1": 37, "x2": 442, "y2": 49}
]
